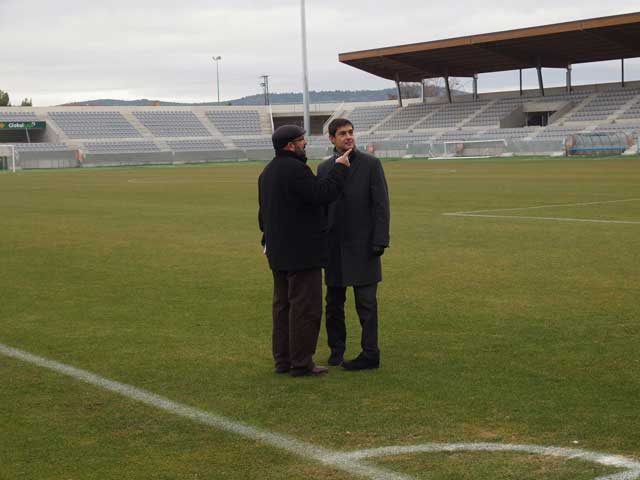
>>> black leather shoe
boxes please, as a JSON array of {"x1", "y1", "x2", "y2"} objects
[
  {"x1": 342, "y1": 353, "x2": 379, "y2": 371},
  {"x1": 274, "y1": 366, "x2": 290, "y2": 374},
  {"x1": 327, "y1": 350, "x2": 344, "y2": 366}
]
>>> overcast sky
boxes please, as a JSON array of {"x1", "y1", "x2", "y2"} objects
[{"x1": 2, "y1": 1, "x2": 639, "y2": 106}]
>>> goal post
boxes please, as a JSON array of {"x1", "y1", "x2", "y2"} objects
[
  {"x1": 426, "y1": 139, "x2": 508, "y2": 159},
  {"x1": 0, "y1": 144, "x2": 16, "y2": 172},
  {"x1": 405, "y1": 138, "x2": 508, "y2": 159}
]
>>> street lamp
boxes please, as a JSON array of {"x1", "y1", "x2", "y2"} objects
[
  {"x1": 300, "y1": 0, "x2": 310, "y2": 135},
  {"x1": 212, "y1": 56, "x2": 222, "y2": 103}
]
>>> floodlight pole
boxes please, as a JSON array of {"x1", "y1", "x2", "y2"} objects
[
  {"x1": 212, "y1": 56, "x2": 222, "y2": 103},
  {"x1": 260, "y1": 75, "x2": 270, "y2": 105},
  {"x1": 300, "y1": 0, "x2": 310, "y2": 135}
]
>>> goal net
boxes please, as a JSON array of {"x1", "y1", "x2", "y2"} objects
[
  {"x1": 0, "y1": 144, "x2": 16, "y2": 172},
  {"x1": 428, "y1": 139, "x2": 507, "y2": 159}
]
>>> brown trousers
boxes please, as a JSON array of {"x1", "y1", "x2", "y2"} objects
[{"x1": 272, "y1": 269, "x2": 322, "y2": 374}]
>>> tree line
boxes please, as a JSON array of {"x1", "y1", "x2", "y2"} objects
[{"x1": 0, "y1": 89, "x2": 32, "y2": 107}]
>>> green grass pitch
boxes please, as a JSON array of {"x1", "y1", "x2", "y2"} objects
[{"x1": 1, "y1": 157, "x2": 639, "y2": 479}]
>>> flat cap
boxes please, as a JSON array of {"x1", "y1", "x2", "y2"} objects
[{"x1": 272, "y1": 125, "x2": 305, "y2": 150}]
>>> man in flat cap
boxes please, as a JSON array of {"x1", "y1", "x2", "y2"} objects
[{"x1": 258, "y1": 124, "x2": 351, "y2": 377}]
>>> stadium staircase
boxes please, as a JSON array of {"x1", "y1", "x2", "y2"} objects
[
  {"x1": 457, "y1": 100, "x2": 497, "y2": 128},
  {"x1": 120, "y1": 111, "x2": 156, "y2": 139}
]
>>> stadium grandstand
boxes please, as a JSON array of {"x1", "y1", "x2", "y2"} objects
[{"x1": 1, "y1": 12, "x2": 639, "y2": 169}]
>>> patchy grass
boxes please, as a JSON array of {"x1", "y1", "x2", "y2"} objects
[{"x1": 1, "y1": 157, "x2": 639, "y2": 479}]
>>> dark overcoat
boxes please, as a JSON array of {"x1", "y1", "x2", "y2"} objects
[
  {"x1": 258, "y1": 150, "x2": 348, "y2": 272},
  {"x1": 317, "y1": 149, "x2": 390, "y2": 287}
]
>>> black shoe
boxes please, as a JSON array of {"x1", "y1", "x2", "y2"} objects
[
  {"x1": 342, "y1": 353, "x2": 379, "y2": 371},
  {"x1": 327, "y1": 350, "x2": 344, "y2": 366},
  {"x1": 274, "y1": 365, "x2": 290, "y2": 374}
]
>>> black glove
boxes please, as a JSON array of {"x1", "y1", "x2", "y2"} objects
[{"x1": 372, "y1": 245, "x2": 386, "y2": 257}]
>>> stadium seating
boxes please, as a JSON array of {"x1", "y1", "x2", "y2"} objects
[
  {"x1": 231, "y1": 137, "x2": 272, "y2": 149},
  {"x1": 133, "y1": 111, "x2": 210, "y2": 137},
  {"x1": 49, "y1": 111, "x2": 141, "y2": 139},
  {"x1": 3, "y1": 81, "x2": 640, "y2": 168},
  {"x1": 594, "y1": 123, "x2": 640, "y2": 133},
  {"x1": 348, "y1": 105, "x2": 397, "y2": 132},
  {"x1": 418, "y1": 100, "x2": 490, "y2": 129},
  {"x1": 0, "y1": 111, "x2": 41, "y2": 121},
  {"x1": 533, "y1": 125, "x2": 587, "y2": 140},
  {"x1": 167, "y1": 139, "x2": 227, "y2": 151},
  {"x1": 378, "y1": 103, "x2": 437, "y2": 131},
  {"x1": 83, "y1": 141, "x2": 160, "y2": 154},
  {"x1": 564, "y1": 89, "x2": 639, "y2": 122},
  {"x1": 475, "y1": 127, "x2": 540, "y2": 140},
  {"x1": 206, "y1": 110, "x2": 263, "y2": 135},
  {"x1": 14, "y1": 143, "x2": 71, "y2": 152},
  {"x1": 618, "y1": 97, "x2": 640, "y2": 120}
]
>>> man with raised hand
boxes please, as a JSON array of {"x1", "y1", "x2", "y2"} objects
[
  {"x1": 318, "y1": 118, "x2": 390, "y2": 371},
  {"x1": 258, "y1": 124, "x2": 351, "y2": 377}
]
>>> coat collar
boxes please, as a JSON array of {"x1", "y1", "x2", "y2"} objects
[
  {"x1": 275, "y1": 149, "x2": 307, "y2": 164},
  {"x1": 332, "y1": 147, "x2": 362, "y2": 178}
]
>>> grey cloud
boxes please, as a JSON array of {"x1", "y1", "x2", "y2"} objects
[{"x1": 2, "y1": 1, "x2": 639, "y2": 105}]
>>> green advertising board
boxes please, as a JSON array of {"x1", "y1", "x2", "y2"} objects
[{"x1": 0, "y1": 121, "x2": 46, "y2": 130}]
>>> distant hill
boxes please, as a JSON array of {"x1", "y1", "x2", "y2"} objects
[{"x1": 61, "y1": 87, "x2": 466, "y2": 107}]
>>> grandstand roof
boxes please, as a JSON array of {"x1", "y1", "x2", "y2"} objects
[{"x1": 339, "y1": 12, "x2": 640, "y2": 81}]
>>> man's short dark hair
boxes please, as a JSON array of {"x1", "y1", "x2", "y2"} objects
[{"x1": 328, "y1": 118, "x2": 354, "y2": 137}]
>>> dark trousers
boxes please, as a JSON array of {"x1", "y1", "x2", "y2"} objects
[
  {"x1": 272, "y1": 269, "x2": 322, "y2": 374},
  {"x1": 325, "y1": 283, "x2": 379, "y2": 360}
]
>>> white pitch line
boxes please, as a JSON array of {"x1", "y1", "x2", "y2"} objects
[
  {"x1": 448, "y1": 198, "x2": 640, "y2": 215},
  {"x1": 443, "y1": 213, "x2": 640, "y2": 225},
  {"x1": 126, "y1": 178, "x2": 254, "y2": 184},
  {"x1": 443, "y1": 198, "x2": 640, "y2": 225},
  {"x1": 0, "y1": 342, "x2": 410, "y2": 480},
  {"x1": 3, "y1": 342, "x2": 640, "y2": 480},
  {"x1": 341, "y1": 443, "x2": 640, "y2": 480}
]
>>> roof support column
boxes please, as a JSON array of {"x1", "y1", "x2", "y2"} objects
[
  {"x1": 444, "y1": 76, "x2": 452, "y2": 103},
  {"x1": 394, "y1": 73, "x2": 403, "y2": 107},
  {"x1": 536, "y1": 58, "x2": 545, "y2": 97},
  {"x1": 519, "y1": 69, "x2": 523, "y2": 96},
  {"x1": 473, "y1": 74, "x2": 478, "y2": 101},
  {"x1": 566, "y1": 64, "x2": 572, "y2": 93},
  {"x1": 421, "y1": 79, "x2": 427, "y2": 103},
  {"x1": 621, "y1": 58, "x2": 625, "y2": 87}
]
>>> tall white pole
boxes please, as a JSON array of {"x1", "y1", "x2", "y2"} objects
[
  {"x1": 216, "y1": 60, "x2": 220, "y2": 103},
  {"x1": 212, "y1": 56, "x2": 222, "y2": 103},
  {"x1": 300, "y1": 0, "x2": 310, "y2": 135}
]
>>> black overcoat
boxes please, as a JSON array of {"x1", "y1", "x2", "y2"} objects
[
  {"x1": 258, "y1": 150, "x2": 348, "y2": 272},
  {"x1": 317, "y1": 149, "x2": 390, "y2": 287}
]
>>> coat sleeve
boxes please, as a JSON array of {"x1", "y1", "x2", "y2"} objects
[
  {"x1": 370, "y1": 158, "x2": 390, "y2": 247},
  {"x1": 290, "y1": 161, "x2": 347, "y2": 206},
  {"x1": 316, "y1": 159, "x2": 330, "y2": 178},
  {"x1": 257, "y1": 176, "x2": 265, "y2": 246}
]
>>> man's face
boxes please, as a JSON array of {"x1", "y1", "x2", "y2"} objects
[
  {"x1": 330, "y1": 124, "x2": 355, "y2": 153},
  {"x1": 289, "y1": 136, "x2": 307, "y2": 158}
]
